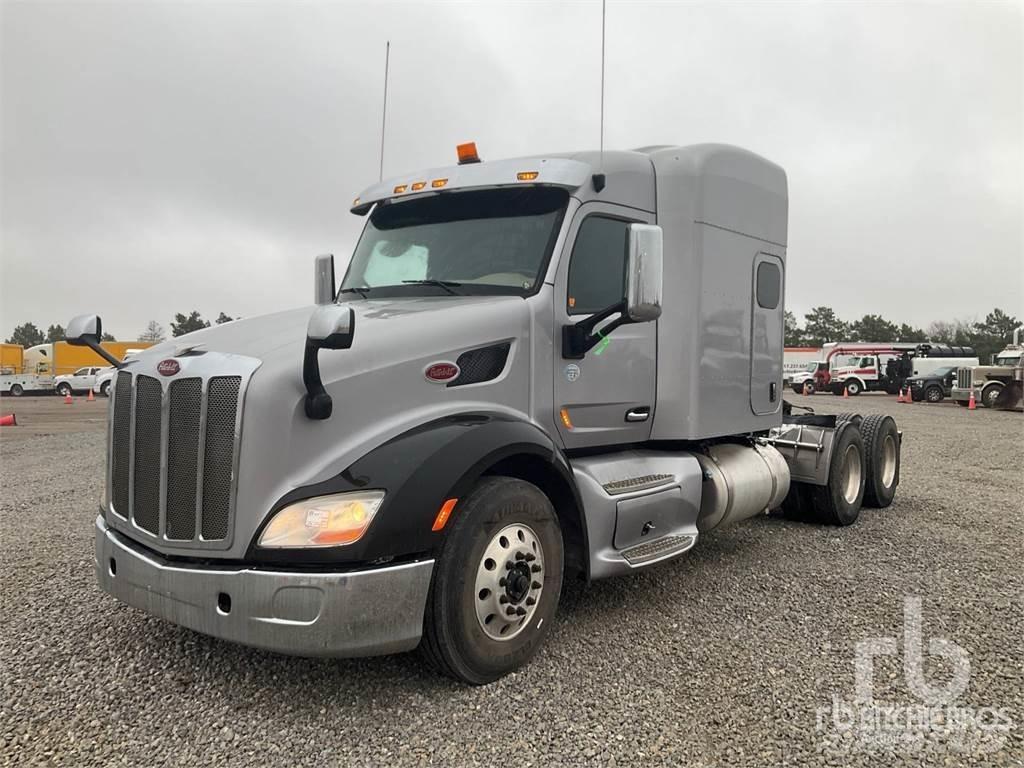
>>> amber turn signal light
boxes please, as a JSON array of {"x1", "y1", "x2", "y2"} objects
[
  {"x1": 456, "y1": 142, "x2": 481, "y2": 165},
  {"x1": 432, "y1": 498, "x2": 458, "y2": 531}
]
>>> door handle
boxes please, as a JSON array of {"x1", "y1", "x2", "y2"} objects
[{"x1": 625, "y1": 407, "x2": 650, "y2": 423}]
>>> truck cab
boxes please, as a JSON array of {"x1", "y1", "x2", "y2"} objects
[
  {"x1": 54, "y1": 366, "x2": 103, "y2": 396},
  {"x1": 952, "y1": 329, "x2": 1024, "y2": 408},
  {"x1": 78, "y1": 143, "x2": 902, "y2": 683}
]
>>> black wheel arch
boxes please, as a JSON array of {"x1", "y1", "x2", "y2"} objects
[{"x1": 247, "y1": 412, "x2": 586, "y2": 570}]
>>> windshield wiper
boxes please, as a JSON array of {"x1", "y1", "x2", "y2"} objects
[
  {"x1": 339, "y1": 286, "x2": 371, "y2": 298},
  {"x1": 401, "y1": 279, "x2": 463, "y2": 296}
]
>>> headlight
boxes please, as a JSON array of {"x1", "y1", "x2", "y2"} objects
[{"x1": 257, "y1": 491, "x2": 385, "y2": 548}]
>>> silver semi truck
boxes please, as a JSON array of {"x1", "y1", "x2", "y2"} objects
[{"x1": 74, "y1": 143, "x2": 902, "y2": 684}]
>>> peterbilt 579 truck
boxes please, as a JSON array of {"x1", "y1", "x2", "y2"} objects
[{"x1": 73, "y1": 143, "x2": 903, "y2": 684}]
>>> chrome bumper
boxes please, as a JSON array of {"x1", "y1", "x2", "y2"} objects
[
  {"x1": 950, "y1": 386, "x2": 977, "y2": 402},
  {"x1": 94, "y1": 515, "x2": 434, "y2": 657}
]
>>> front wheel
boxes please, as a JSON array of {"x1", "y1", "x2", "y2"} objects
[
  {"x1": 9, "y1": 384, "x2": 24, "y2": 397},
  {"x1": 845, "y1": 380, "x2": 862, "y2": 397},
  {"x1": 56, "y1": 383, "x2": 71, "y2": 397},
  {"x1": 981, "y1": 385, "x2": 1003, "y2": 409},
  {"x1": 100, "y1": 380, "x2": 112, "y2": 397},
  {"x1": 924, "y1": 385, "x2": 943, "y2": 403},
  {"x1": 421, "y1": 476, "x2": 563, "y2": 684}
]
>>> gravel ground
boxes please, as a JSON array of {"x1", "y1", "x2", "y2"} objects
[{"x1": 1, "y1": 396, "x2": 1021, "y2": 766}]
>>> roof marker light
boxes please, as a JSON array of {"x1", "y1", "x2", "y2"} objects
[
  {"x1": 352, "y1": 197, "x2": 360, "y2": 207},
  {"x1": 431, "y1": 178, "x2": 448, "y2": 188},
  {"x1": 517, "y1": 171, "x2": 539, "y2": 181},
  {"x1": 393, "y1": 184, "x2": 407, "y2": 194},
  {"x1": 411, "y1": 181, "x2": 426, "y2": 191},
  {"x1": 456, "y1": 142, "x2": 481, "y2": 164}
]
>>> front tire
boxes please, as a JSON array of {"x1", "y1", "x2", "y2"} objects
[
  {"x1": 56, "y1": 383, "x2": 71, "y2": 397},
  {"x1": 924, "y1": 385, "x2": 943, "y2": 403},
  {"x1": 100, "y1": 381, "x2": 111, "y2": 397},
  {"x1": 421, "y1": 476, "x2": 563, "y2": 684},
  {"x1": 981, "y1": 384, "x2": 1002, "y2": 409},
  {"x1": 9, "y1": 384, "x2": 23, "y2": 397},
  {"x1": 845, "y1": 380, "x2": 862, "y2": 397}
]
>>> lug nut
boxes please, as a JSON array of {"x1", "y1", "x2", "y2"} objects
[
  {"x1": 506, "y1": 607, "x2": 516, "y2": 616},
  {"x1": 524, "y1": 553, "x2": 536, "y2": 562},
  {"x1": 531, "y1": 564, "x2": 541, "y2": 573},
  {"x1": 515, "y1": 552, "x2": 525, "y2": 561},
  {"x1": 505, "y1": 562, "x2": 514, "y2": 570},
  {"x1": 499, "y1": 595, "x2": 509, "y2": 604},
  {"x1": 498, "y1": 577, "x2": 507, "y2": 587},
  {"x1": 531, "y1": 581, "x2": 541, "y2": 589},
  {"x1": 525, "y1": 597, "x2": 536, "y2": 606},
  {"x1": 516, "y1": 606, "x2": 527, "y2": 616}
]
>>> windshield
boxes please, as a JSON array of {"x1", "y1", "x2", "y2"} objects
[
  {"x1": 340, "y1": 187, "x2": 569, "y2": 298},
  {"x1": 803, "y1": 362, "x2": 820, "y2": 373},
  {"x1": 995, "y1": 353, "x2": 1022, "y2": 366}
]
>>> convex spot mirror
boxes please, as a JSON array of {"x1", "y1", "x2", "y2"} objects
[{"x1": 625, "y1": 224, "x2": 663, "y2": 323}]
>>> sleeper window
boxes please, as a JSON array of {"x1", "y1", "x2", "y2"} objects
[
  {"x1": 756, "y1": 261, "x2": 781, "y2": 309},
  {"x1": 567, "y1": 216, "x2": 630, "y2": 315}
]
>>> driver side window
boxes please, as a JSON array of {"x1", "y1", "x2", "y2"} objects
[{"x1": 567, "y1": 216, "x2": 630, "y2": 315}]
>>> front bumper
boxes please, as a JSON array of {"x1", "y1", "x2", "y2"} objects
[
  {"x1": 950, "y1": 386, "x2": 977, "y2": 403},
  {"x1": 94, "y1": 515, "x2": 434, "y2": 657}
]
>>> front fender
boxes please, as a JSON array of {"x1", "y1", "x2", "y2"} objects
[{"x1": 247, "y1": 413, "x2": 572, "y2": 565}]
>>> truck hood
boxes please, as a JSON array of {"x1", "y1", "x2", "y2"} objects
[{"x1": 118, "y1": 295, "x2": 536, "y2": 559}]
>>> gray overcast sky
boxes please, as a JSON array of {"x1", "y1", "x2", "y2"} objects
[{"x1": 2, "y1": 0, "x2": 1021, "y2": 341}]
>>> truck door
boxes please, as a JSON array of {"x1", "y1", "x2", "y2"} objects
[
  {"x1": 553, "y1": 204, "x2": 657, "y2": 449},
  {"x1": 750, "y1": 253, "x2": 784, "y2": 415}
]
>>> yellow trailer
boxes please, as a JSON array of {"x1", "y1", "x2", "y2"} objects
[
  {"x1": 26, "y1": 341, "x2": 156, "y2": 376},
  {"x1": 0, "y1": 343, "x2": 24, "y2": 375}
]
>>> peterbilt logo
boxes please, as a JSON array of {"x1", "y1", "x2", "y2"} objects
[
  {"x1": 157, "y1": 359, "x2": 180, "y2": 376},
  {"x1": 424, "y1": 362, "x2": 460, "y2": 384}
]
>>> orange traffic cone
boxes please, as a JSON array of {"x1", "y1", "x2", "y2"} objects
[
  {"x1": 802, "y1": 382, "x2": 810, "y2": 396},
  {"x1": 64, "y1": 392, "x2": 72, "y2": 405},
  {"x1": 896, "y1": 388, "x2": 905, "y2": 403},
  {"x1": 842, "y1": 386, "x2": 849, "y2": 399},
  {"x1": 968, "y1": 390, "x2": 976, "y2": 410},
  {"x1": 87, "y1": 389, "x2": 95, "y2": 402},
  {"x1": 0, "y1": 413, "x2": 16, "y2": 427},
  {"x1": 904, "y1": 386, "x2": 913, "y2": 403}
]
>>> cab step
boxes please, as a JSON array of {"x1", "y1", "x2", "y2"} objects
[
  {"x1": 602, "y1": 473, "x2": 675, "y2": 496},
  {"x1": 620, "y1": 534, "x2": 696, "y2": 566}
]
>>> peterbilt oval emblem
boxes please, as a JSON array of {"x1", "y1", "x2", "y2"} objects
[
  {"x1": 424, "y1": 362, "x2": 460, "y2": 384},
  {"x1": 157, "y1": 359, "x2": 180, "y2": 376}
]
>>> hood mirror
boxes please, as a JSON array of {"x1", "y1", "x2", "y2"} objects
[
  {"x1": 66, "y1": 314, "x2": 123, "y2": 368},
  {"x1": 302, "y1": 304, "x2": 356, "y2": 420}
]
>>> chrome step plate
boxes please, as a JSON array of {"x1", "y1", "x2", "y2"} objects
[
  {"x1": 620, "y1": 534, "x2": 696, "y2": 566},
  {"x1": 602, "y1": 473, "x2": 675, "y2": 496}
]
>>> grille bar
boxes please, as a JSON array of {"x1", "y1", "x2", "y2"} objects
[{"x1": 107, "y1": 362, "x2": 251, "y2": 549}]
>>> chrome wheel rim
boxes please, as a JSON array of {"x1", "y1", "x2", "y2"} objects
[
  {"x1": 474, "y1": 523, "x2": 544, "y2": 641},
  {"x1": 841, "y1": 444, "x2": 863, "y2": 504},
  {"x1": 880, "y1": 434, "x2": 897, "y2": 488}
]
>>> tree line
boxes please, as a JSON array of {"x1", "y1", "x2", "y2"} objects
[
  {"x1": 5, "y1": 311, "x2": 236, "y2": 347},
  {"x1": 786, "y1": 307, "x2": 1020, "y2": 363}
]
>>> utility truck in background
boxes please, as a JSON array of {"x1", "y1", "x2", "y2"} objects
[
  {"x1": 828, "y1": 344, "x2": 977, "y2": 397},
  {"x1": 951, "y1": 328, "x2": 1024, "y2": 409},
  {"x1": 78, "y1": 143, "x2": 903, "y2": 684}
]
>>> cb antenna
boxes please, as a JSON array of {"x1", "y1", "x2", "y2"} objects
[
  {"x1": 379, "y1": 40, "x2": 391, "y2": 182},
  {"x1": 593, "y1": 0, "x2": 607, "y2": 192}
]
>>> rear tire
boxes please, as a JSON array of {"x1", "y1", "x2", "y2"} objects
[
  {"x1": 835, "y1": 412, "x2": 863, "y2": 428},
  {"x1": 9, "y1": 384, "x2": 23, "y2": 397},
  {"x1": 860, "y1": 414, "x2": 900, "y2": 508},
  {"x1": 810, "y1": 423, "x2": 865, "y2": 526},
  {"x1": 421, "y1": 476, "x2": 563, "y2": 684}
]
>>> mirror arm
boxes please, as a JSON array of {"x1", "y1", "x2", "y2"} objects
[
  {"x1": 302, "y1": 342, "x2": 333, "y2": 420},
  {"x1": 562, "y1": 300, "x2": 627, "y2": 359},
  {"x1": 70, "y1": 336, "x2": 123, "y2": 369}
]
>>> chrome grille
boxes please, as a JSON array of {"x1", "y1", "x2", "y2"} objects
[
  {"x1": 201, "y1": 377, "x2": 241, "y2": 540},
  {"x1": 108, "y1": 364, "x2": 249, "y2": 549},
  {"x1": 132, "y1": 376, "x2": 163, "y2": 534},
  {"x1": 957, "y1": 368, "x2": 973, "y2": 389},
  {"x1": 165, "y1": 378, "x2": 202, "y2": 540}
]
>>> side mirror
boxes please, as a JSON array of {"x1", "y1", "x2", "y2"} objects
[
  {"x1": 302, "y1": 304, "x2": 356, "y2": 420},
  {"x1": 625, "y1": 224, "x2": 663, "y2": 322},
  {"x1": 314, "y1": 254, "x2": 336, "y2": 305},
  {"x1": 66, "y1": 314, "x2": 122, "y2": 368},
  {"x1": 66, "y1": 314, "x2": 102, "y2": 346}
]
